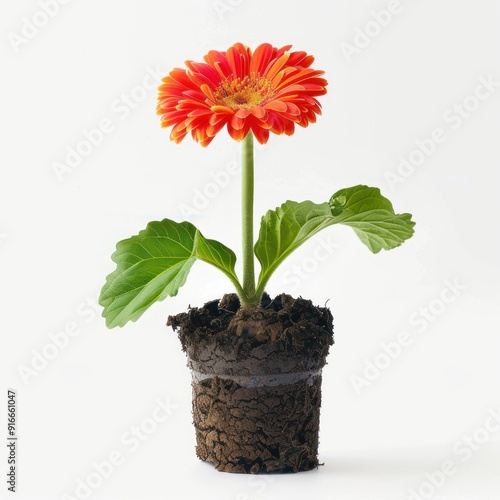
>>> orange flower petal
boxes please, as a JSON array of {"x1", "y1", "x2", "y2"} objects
[
  {"x1": 249, "y1": 43, "x2": 274, "y2": 75},
  {"x1": 264, "y1": 100, "x2": 288, "y2": 112},
  {"x1": 235, "y1": 108, "x2": 251, "y2": 119},
  {"x1": 284, "y1": 102, "x2": 301, "y2": 117},
  {"x1": 251, "y1": 124, "x2": 269, "y2": 144},
  {"x1": 231, "y1": 113, "x2": 246, "y2": 130},
  {"x1": 210, "y1": 105, "x2": 234, "y2": 114},
  {"x1": 250, "y1": 106, "x2": 266, "y2": 119},
  {"x1": 263, "y1": 52, "x2": 291, "y2": 81},
  {"x1": 206, "y1": 120, "x2": 227, "y2": 138}
]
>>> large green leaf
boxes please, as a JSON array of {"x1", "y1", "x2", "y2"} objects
[
  {"x1": 328, "y1": 185, "x2": 415, "y2": 253},
  {"x1": 254, "y1": 185, "x2": 415, "y2": 295},
  {"x1": 99, "y1": 219, "x2": 241, "y2": 328}
]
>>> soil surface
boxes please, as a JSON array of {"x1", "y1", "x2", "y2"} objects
[{"x1": 167, "y1": 293, "x2": 334, "y2": 473}]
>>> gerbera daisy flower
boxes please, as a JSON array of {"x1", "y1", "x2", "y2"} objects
[{"x1": 157, "y1": 42, "x2": 328, "y2": 147}]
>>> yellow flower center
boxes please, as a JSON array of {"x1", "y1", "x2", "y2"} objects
[{"x1": 214, "y1": 76, "x2": 275, "y2": 109}]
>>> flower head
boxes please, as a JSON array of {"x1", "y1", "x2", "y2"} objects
[{"x1": 157, "y1": 42, "x2": 328, "y2": 147}]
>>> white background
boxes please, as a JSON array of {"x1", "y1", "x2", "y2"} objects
[{"x1": 1, "y1": 1, "x2": 500, "y2": 499}]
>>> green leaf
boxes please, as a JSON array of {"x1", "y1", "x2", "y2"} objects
[
  {"x1": 328, "y1": 185, "x2": 415, "y2": 253},
  {"x1": 99, "y1": 219, "x2": 241, "y2": 328},
  {"x1": 254, "y1": 185, "x2": 415, "y2": 296}
]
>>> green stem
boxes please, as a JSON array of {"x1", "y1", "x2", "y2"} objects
[{"x1": 241, "y1": 132, "x2": 257, "y2": 307}]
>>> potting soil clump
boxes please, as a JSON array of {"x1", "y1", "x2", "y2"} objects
[{"x1": 168, "y1": 293, "x2": 334, "y2": 473}]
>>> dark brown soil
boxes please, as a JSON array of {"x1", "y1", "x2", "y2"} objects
[{"x1": 167, "y1": 293, "x2": 334, "y2": 473}]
